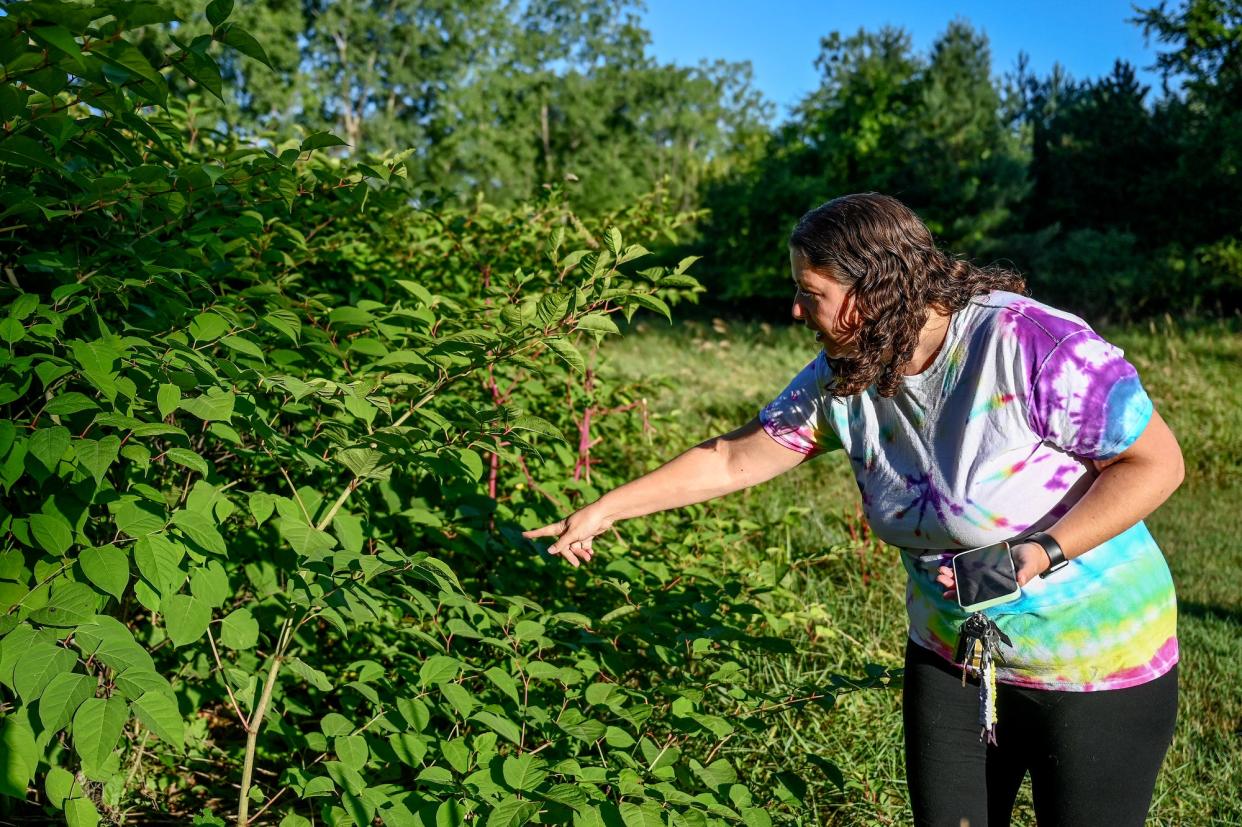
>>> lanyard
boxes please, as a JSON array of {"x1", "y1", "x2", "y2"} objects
[{"x1": 954, "y1": 611, "x2": 1013, "y2": 744}]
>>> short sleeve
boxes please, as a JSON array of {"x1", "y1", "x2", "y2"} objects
[
  {"x1": 1027, "y1": 330, "x2": 1154, "y2": 460},
  {"x1": 758, "y1": 353, "x2": 842, "y2": 456}
]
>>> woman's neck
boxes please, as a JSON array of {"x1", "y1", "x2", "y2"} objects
[{"x1": 902, "y1": 308, "x2": 953, "y2": 376}]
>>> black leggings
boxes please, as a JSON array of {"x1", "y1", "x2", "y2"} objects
[{"x1": 903, "y1": 639, "x2": 1177, "y2": 827}]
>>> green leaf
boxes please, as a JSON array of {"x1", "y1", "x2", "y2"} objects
[
  {"x1": 14, "y1": 642, "x2": 77, "y2": 704},
  {"x1": 485, "y1": 795, "x2": 538, "y2": 827},
  {"x1": 134, "y1": 535, "x2": 185, "y2": 597},
  {"x1": 0, "y1": 710, "x2": 38, "y2": 798},
  {"x1": 46, "y1": 393, "x2": 98, "y2": 416},
  {"x1": 189, "y1": 312, "x2": 229, "y2": 342},
  {"x1": 28, "y1": 25, "x2": 83, "y2": 62},
  {"x1": 165, "y1": 448, "x2": 209, "y2": 476},
  {"x1": 69, "y1": 341, "x2": 119, "y2": 401},
  {"x1": 218, "y1": 23, "x2": 274, "y2": 68},
  {"x1": 30, "y1": 582, "x2": 97, "y2": 627},
  {"x1": 287, "y1": 656, "x2": 333, "y2": 691},
  {"x1": 219, "y1": 608, "x2": 258, "y2": 649},
  {"x1": 502, "y1": 754, "x2": 548, "y2": 792},
  {"x1": 247, "y1": 492, "x2": 275, "y2": 526},
  {"x1": 38, "y1": 672, "x2": 97, "y2": 734},
  {"x1": 545, "y1": 337, "x2": 585, "y2": 373},
  {"x1": 604, "y1": 227, "x2": 623, "y2": 256},
  {"x1": 64, "y1": 797, "x2": 100, "y2": 827},
  {"x1": 156, "y1": 384, "x2": 181, "y2": 419},
  {"x1": 45, "y1": 765, "x2": 81, "y2": 809},
  {"x1": 162, "y1": 594, "x2": 211, "y2": 647},
  {"x1": 506, "y1": 415, "x2": 564, "y2": 442},
  {"x1": 277, "y1": 518, "x2": 336, "y2": 558},
  {"x1": 178, "y1": 388, "x2": 235, "y2": 421},
  {"x1": 189, "y1": 562, "x2": 229, "y2": 607},
  {"x1": 629, "y1": 293, "x2": 672, "y2": 322},
  {"x1": 419, "y1": 655, "x2": 462, "y2": 687},
  {"x1": 28, "y1": 426, "x2": 70, "y2": 472},
  {"x1": 301, "y1": 132, "x2": 348, "y2": 151},
  {"x1": 220, "y1": 334, "x2": 265, "y2": 360},
  {"x1": 132, "y1": 691, "x2": 184, "y2": 751},
  {"x1": 471, "y1": 711, "x2": 521, "y2": 745},
  {"x1": 0, "y1": 317, "x2": 24, "y2": 344},
  {"x1": 334, "y1": 735, "x2": 368, "y2": 771},
  {"x1": 79, "y1": 545, "x2": 128, "y2": 601},
  {"x1": 30, "y1": 511, "x2": 73, "y2": 555},
  {"x1": 114, "y1": 501, "x2": 165, "y2": 538},
  {"x1": 576, "y1": 313, "x2": 620, "y2": 335},
  {"x1": 206, "y1": 0, "x2": 234, "y2": 27},
  {"x1": 113, "y1": 668, "x2": 173, "y2": 703},
  {"x1": 75, "y1": 436, "x2": 121, "y2": 484},
  {"x1": 72, "y1": 696, "x2": 128, "y2": 770},
  {"x1": 171, "y1": 510, "x2": 227, "y2": 555}
]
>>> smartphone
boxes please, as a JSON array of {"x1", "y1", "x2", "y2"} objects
[{"x1": 952, "y1": 541, "x2": 1021, "y2": 612}]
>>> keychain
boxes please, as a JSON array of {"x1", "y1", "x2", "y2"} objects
[{"x1": 954, "y1": 611, "x2": 1013, "y2": 744}]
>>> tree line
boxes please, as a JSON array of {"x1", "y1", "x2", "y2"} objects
[{"x1": 144, "y1": 0, "x2": 1242, "y2": 320}]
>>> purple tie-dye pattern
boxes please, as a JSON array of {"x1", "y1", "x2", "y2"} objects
[{"x1": 759, "y1": 292, "x2": 1175, "y2": 691}]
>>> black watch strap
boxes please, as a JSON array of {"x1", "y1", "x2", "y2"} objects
[{"x1": 1030, "y1": 531, "x2": 1069, "y2": 578}]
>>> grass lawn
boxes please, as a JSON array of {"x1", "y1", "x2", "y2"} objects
[{"x1": 600, "y1": 314, "x2": 1242, "y2": 825}]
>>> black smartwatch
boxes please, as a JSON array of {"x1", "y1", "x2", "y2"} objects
[{"x1": 1029, "y1": 531, "x2": 1069, "y2": 578}]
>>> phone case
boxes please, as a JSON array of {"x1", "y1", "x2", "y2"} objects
[{"x1": 953, "y1": 542, "x2": 1022, "y2": 612}]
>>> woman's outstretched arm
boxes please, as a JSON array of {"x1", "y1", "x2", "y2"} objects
[{"x1": 523, "y1": 417, "x2": 808, "y2": 566}]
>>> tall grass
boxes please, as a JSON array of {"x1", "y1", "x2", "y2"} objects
[{"x1": 601, "y1": 314, "x2": 1242, "y2": 825}]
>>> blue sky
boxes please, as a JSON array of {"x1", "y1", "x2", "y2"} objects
[{"x1": 640, "y1": 1, "x2": 1167, "y2": 119}]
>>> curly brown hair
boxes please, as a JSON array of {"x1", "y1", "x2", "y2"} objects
[{"x1": 789, "y1": 193, "x2": 1026, "y2": 398}]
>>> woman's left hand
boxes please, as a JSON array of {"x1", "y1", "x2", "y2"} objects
[{"x1": 935, "y1": 542, "x2": 1052, "y2": 600}]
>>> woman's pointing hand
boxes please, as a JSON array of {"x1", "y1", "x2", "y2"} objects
[{"x1": 522, "y1": 504, "x2": 615, "y2": 568}]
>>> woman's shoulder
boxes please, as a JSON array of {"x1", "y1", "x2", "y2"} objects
[{"x1": 965, "y1": 291, "x2": 1095, "y2": 351}]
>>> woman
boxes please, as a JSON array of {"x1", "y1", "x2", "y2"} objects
[{"x1": 524, "y1": 193, "x2": 1183, "y2": 826}]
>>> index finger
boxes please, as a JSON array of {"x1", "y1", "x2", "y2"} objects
[{"x1": 523, "y1": 520, "x2": 567, "y2": 540}]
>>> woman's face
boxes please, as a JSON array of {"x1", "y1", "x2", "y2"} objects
[{"x1": 789, "y1": 247, "x2": 859, "y2": 358}]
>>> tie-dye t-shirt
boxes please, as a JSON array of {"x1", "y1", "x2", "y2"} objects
[{"x1": 759, "y1": 291, "x2": 1177, "y2": 691}]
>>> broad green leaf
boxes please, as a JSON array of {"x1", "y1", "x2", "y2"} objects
[
  {"x1": 134, "y1": 535, "x2": 185, "y2": 596},
  {"x1": 419, "y1": 655, "x2": 462, "y2": 687},
  {"x1": 545, "y1": 337, "x2": 585, "y2": 373},
  {"x1": 132, "y1": 691, "x2": 184, "y2": 750},
  {"x1": 69, "y1": 341, "x2": 119, "y2": 401},
  {"x1": 79, "y1": 545, "x2": 129, "y2": 600},
  {"x1": 604, "y1": 227, "x2": 623, "y2": 255},
  {"x1": 218, "y1": 23, "x2": 274, "y2": 68},
  {"x1": 334, "y1": 735, "x2": 368, "y2": 771},
  {"x1": 46, "y1": 393, "x2": 98, "y2": 416},
  {"x1": 29, "y1": 25, "x2": 83, "y2": 62},
  {"x1": 162, "y1": 594, "x2": 211, "y2": 647},
  {"x1": 64, "y1": 797, "x2": 100, "y2": 827},
  {"x1": 14, "y1": 642, "x2": 77, "y2": 703},
  {"x1": 629, "y1": 293, "x2": 672, "y2": 322},
  {"x1": 189, "y1": 561, "x2": 229, "y2": 607},
  {"x1": 30, "y1": 511, "x2": 73, "y2": 555},
  {"x1": 206, "y1": 0, "x2": 234, "y2": 27},
  {"x1": 75, "y1": 436, "x2": 121, "y2": 484},
  {"x1": 471, "y1": 711, "x2": 521, "y2": 746},
  {"x1": 576, "y1": 313, "x2": 620, "y2": 335},
  {"x1": 247, "y1": 491, "x2": 275, "y2": 526},
  {"x1": 221, "y1": 334, "x2": 264, "y2": 360},
  {"x1": 30, "y1": 582, "x2": 97, "y2": 627},
  {"x1": 219, "y1": 608, "x2": 259, "y2": 649},
  {"x1": 114, "y1": 501, "x2": 165, "y2": 538},
  {"x1": 486, "y1": 795, "x2": 538, "y2": 827},
  {"x1": 44, "y1": 765, "x2": 81, "y2": 809},
  {"x1": 114, "y1": 668, "x2": 174, "y2": 703},
  {"x1": 302, "y1": 132, "x2": 348, "y2": 151},
  {"x1": 28, "y1": 426, "x2": 70, "y2": 472},
  {"x1": 165, "y1": 447, "x2": 209, "y2": 475},
  {"x1": 287, "y1": 656, "x2": 333, "y2": 691},
  {"x1": 178, "y1": 388, "x2": 235, "y2": 421},
  {"x1": 502, "y1": 754, "x2": 548, "y2": 792},
  {"x1": 189, "y1": 312, "x2": 228, "y2": 342},
  {"x1": 171, "y1": 510, "x2": 226, "y2": 555},
  {"x1": 156, "y1": 384, "x2": 181, "y2": 419},
  {"x1": 0, "y1": 710, "x2": 38, "y2": 798},
  {"x1": 39, "y1": 672, "x2": 97, "y2": 734},
  {"x1": 277, "y1": 518, "x2": 336, "y2": 558},
  {"x1": 72, "y1": 696, "x2": 128, "y2": 771},
  {"x1": 619, "y1": 802, "x2": 664, "y2": 827}
]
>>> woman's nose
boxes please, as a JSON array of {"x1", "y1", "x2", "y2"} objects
[{"x1": 791, "y1": 300, "x2": 804, "y2": 321}]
